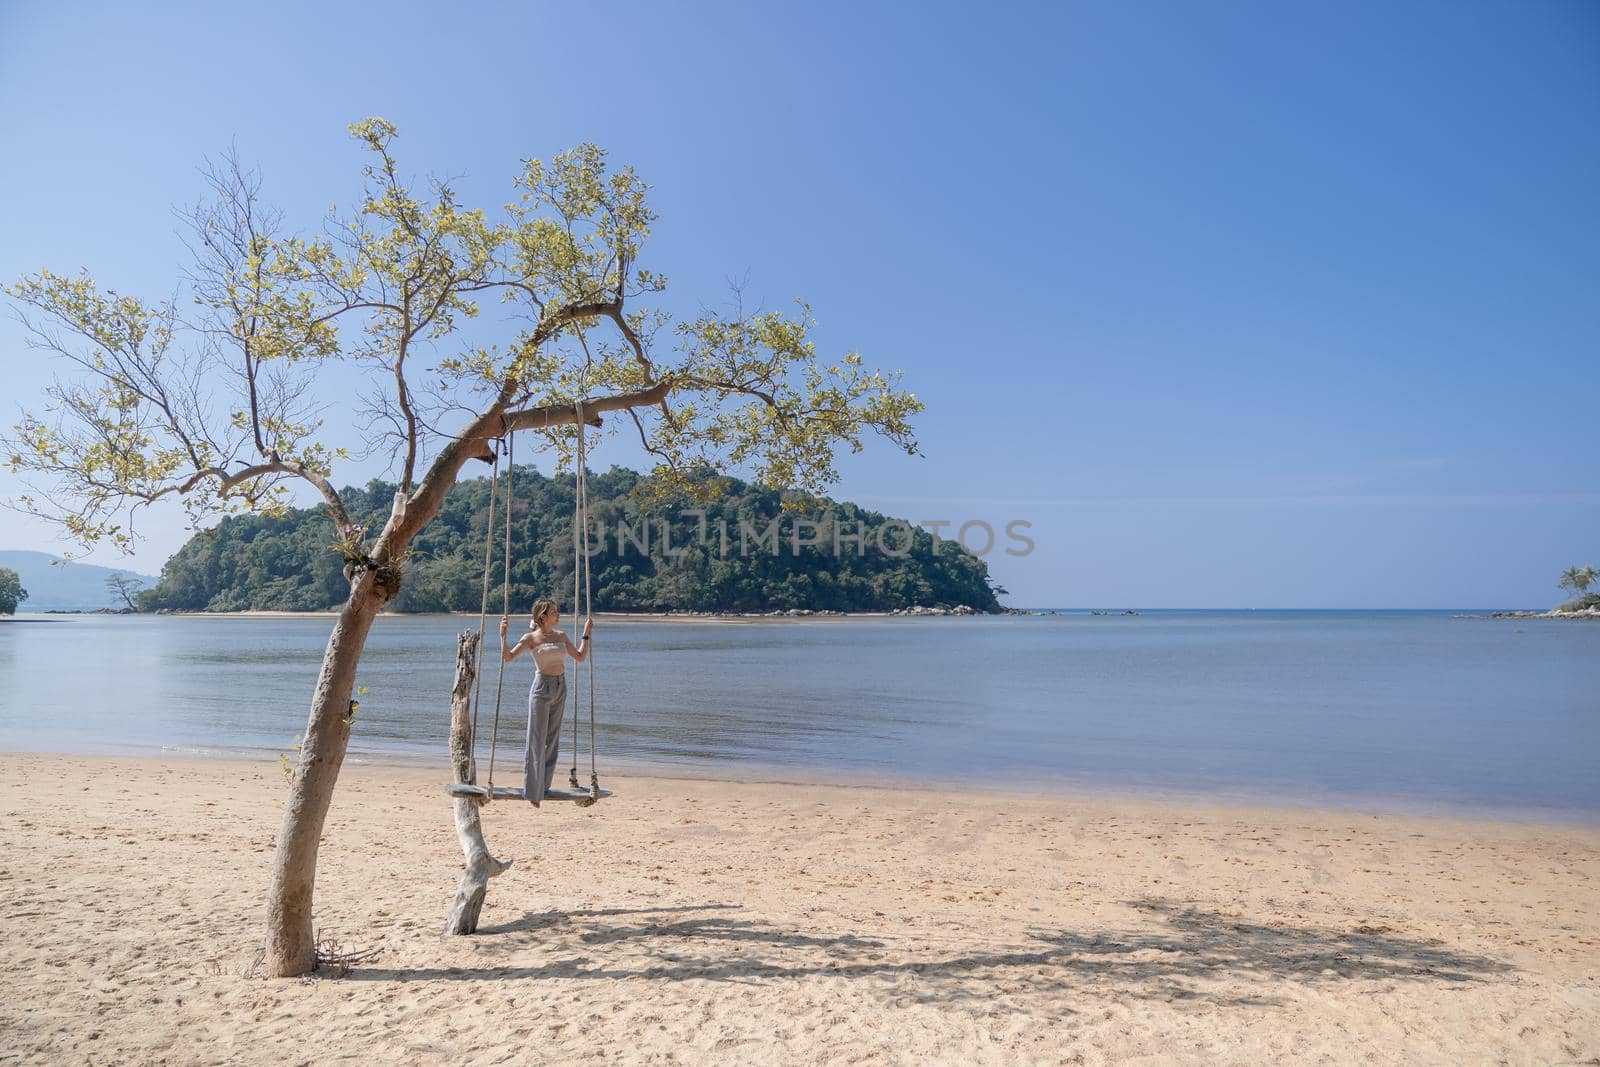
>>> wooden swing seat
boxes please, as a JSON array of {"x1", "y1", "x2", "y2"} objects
[{"x1": 445, "y1": 783, "x2": 613, "y2": 803}]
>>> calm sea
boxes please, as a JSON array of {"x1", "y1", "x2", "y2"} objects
[{"x1": 2, "y1": 610, "x2": 1596, "y2": 821}]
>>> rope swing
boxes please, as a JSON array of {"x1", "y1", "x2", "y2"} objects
[
  {"x1": 569, "y1": 399, "x2": 601, "y2": 805},
  {"x1": 446, "y1": 409, "x2": 612, "y2": 807},
  {"x1": 485, "y1": 430, "x2": 515, "y2": 795},
  {"x1": 465, "y1": 437, "x2": 500, "y2": 789}
]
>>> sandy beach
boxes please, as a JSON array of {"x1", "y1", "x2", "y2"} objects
[{"x1": 2, "y1": 754, "x2": 1597, "y2": 1065}]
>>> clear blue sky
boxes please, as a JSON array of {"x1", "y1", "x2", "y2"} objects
[{"x1": 1, "y1": 0, "x2": 1595, "y2": 607}]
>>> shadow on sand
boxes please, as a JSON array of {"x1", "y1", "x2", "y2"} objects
[{"x1": 349, "y1": 898, "x2": 1512, "y2": 1006}]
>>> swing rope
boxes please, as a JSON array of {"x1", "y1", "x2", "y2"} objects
[
  {"x1": 568, "y1": 399, "x2": 600, "y2": 799},
  {"x1": 484, "y1": 430, "x2": 515, "y2": 795},
  {"x1": 467, "y1": 439, "x2": 501, "y2": 789}
]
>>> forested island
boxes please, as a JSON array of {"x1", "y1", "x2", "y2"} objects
[{"x1": 137, "y1": 466, "x2": 1004, "y2": 615}]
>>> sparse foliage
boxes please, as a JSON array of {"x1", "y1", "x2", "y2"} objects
[
  {"x1": 104, "y1": 572, "x2": 145, "y2": 611},
  {"x1": 5, "y1": 121, "x2": 919, "y2": 557}
]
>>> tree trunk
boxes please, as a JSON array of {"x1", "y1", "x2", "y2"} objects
[
  {"x1": 445, "y1": 629, "x2": 512, "y2": 934},
  {"x1": 262, "y1": 571, "x2": 383, "y2": 977}
]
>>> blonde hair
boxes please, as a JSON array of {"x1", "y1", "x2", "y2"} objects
[{"x1": 530, "y1": 598, "x2": 558, "y2": 629}]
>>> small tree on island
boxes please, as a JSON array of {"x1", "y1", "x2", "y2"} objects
[
  {"x1": 0, "y1": 567, "x2": 26, "y2": 615},
  {"x1": 4, "y1": 119, "x2": 922, "y2": 977}
]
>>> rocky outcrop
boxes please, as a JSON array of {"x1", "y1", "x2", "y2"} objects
[
  {"x1": 1467, "y1": 607, "x2": 1600, "y2": 620},
  {"x1": 889, "y1": 604, "x2": 981, "y2": 616}
]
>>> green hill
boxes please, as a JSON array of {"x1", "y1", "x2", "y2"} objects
[
  {"x1": 137, "y1": 466, "x2": 1003, "y2": 615},
  {"x1": 0, "y1": 550, "x2": 158, "y2": 612}
]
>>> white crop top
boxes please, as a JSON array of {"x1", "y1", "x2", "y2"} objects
[{"x1": 530, "y1": 628, "x2": 570, "y2": 674}]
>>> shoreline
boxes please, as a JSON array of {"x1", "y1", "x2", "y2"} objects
[
  {"x1": 11, "y1": 608, "x2": 999, "y2": 622},
  {"x1": 3, "y1": 752, "x2": 1597, "y2": 1062},
  {"x1": 14, "y1": 605, "x2": 1597, "y2": 621},
  {"x1": 9, "y1": 746, "x2": 1597, "y2": 830}
]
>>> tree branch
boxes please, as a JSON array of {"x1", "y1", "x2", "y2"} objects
[
  {"x1": 167, "y1": 460, "x2": 351, "y2": 528},
  {"x1": 383, "y1": 380, "x2": 671, "y2": 555},
  {"x1": 500, "y1": 380, "x2": 671, "y2": 435}
]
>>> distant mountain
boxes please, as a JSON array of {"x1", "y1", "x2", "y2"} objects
[{"x1": 0, "y1": 550, "x2": 159, "y2": 612}]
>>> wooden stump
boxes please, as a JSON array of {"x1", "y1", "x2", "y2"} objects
[{"x1": 445, "y1": 630, "x2": 512, "y2": 935}]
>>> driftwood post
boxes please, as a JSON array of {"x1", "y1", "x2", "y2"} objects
[{"x1": 445, "y1": 630, "x2": 512, "y2": 934}]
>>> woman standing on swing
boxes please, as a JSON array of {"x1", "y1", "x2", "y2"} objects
[{"x1": 500, "y1": 599, "x2": 593, "y2": 805}]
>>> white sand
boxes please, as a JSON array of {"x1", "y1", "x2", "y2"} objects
[{"x1": 2, "y1": 754, "x2": 1597, "y2": 1064}]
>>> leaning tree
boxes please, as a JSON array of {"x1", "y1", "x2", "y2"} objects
[{"x1": 4, "y1": 118, "x2": 921, "y2": 977}]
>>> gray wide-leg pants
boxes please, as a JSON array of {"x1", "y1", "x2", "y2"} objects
[{"x1": 524, "y1": 672, "x2": 567, "y2": 806}]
